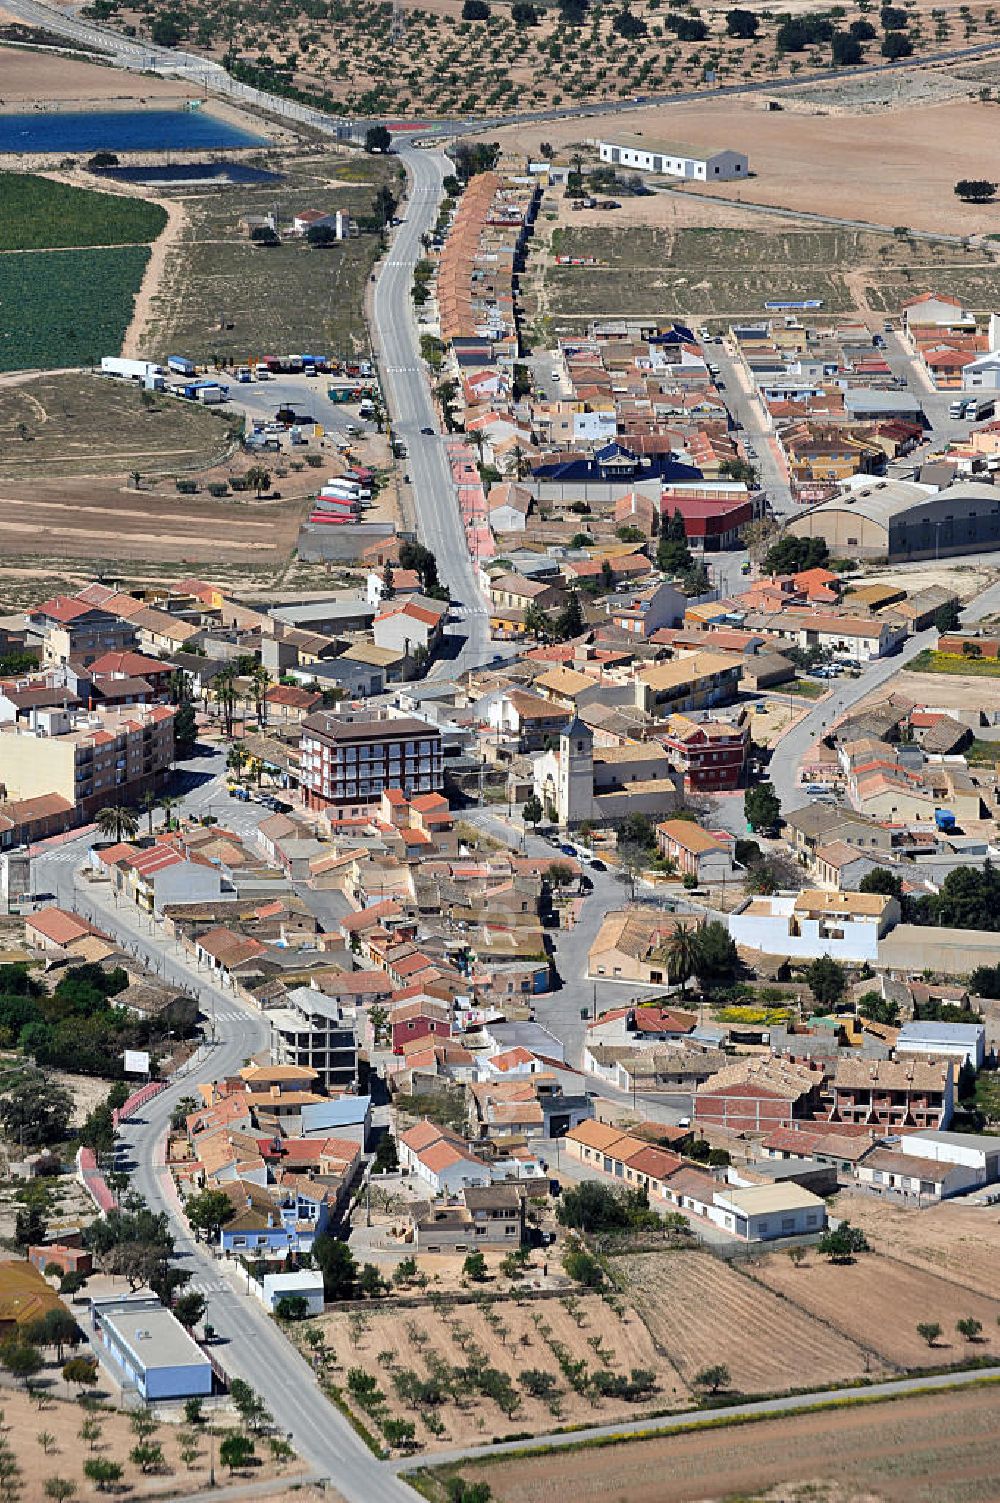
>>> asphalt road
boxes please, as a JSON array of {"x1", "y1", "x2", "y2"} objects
[
  {"x1": 32, "y1": 758, "x2": 420, "y2": 1502},
  {"x1": 392, "y1": 1362, "x2": 1000, "y2": 1472},
  {"x1": 371, "y1": 144, "x2": 496, "y2": 677}
]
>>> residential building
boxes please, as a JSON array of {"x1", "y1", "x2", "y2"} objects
[
  {"x1": 636, "y1": 651, "x2": 742, "y2": 715},
  {"x1": 89, "y1": 1295, "x2": 212, "y2": 1401},
  {"x1": 710, "y1": 1183, "x2": 827, "y2": 1242},
  {"x1": 372, "y1": 596, "x2": 448, "y2": 662},
  {"x1": 655, "y1": 819, "x2": 737, "y2": 882},
  {"x1": 489, "y1": 572, "x2": 564, "y2": 612},
  {"x1": 608, "y1": 579, "x2": 686, "y2": 639},
  {"x1": 658, "y1": 711, "x2": 748, "y2": 792},
  {"x1": 267, "y1": 985, "x2": 359, "y2": 1091},
  {"x1": 695, "y1": 1057, "x2": 827, "y2": 1131},
  {"x1": 729, "y1": 890, "x2": 899, "y2": 963},
  {"x1": 829, "y1": 1057, "x2": 954, "y2": 1129},
  {"x1": 411, "y1": 1184, "x2": 526, "y2": 1252},
  {"x1": 0, "y1": 704, "x2": 174, "y2": 822},
  {"x1": 0, "y1": 1260, "x2": 65, "y2": 1336},
  {"x1": 299, "y1": 708, "x2": 444, "y2": 815},
  {"x1": 486, "y1": 689, "x2": 571, "y2": 751},
  {"x1": 28, "y1": 596, "x2": 137, "y2": 666},
  {"x1": 397, "y1": 1121, "x2": 493, "y2": 1194},
  {"x1": 588, "y1": 907, "x2": 699, "y2": 985}
]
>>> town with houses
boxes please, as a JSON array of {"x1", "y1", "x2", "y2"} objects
[{"x1": 6, "y1": 28, "x2": 1000, "y2": 1503}]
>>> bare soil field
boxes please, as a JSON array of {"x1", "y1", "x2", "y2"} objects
[
  {"x1": 0, "y1": 477, "x2": 303, "y2": 567},
  {"x1": 0, "y1": 1380, "x2": 305, "y2": 1502},
  {"x1": 617, "y1": 1249, "x2": 878, "y2": 1392},
  {"x1": 0, "y1": 45, "x2": 190, "y2": 106},
  {"x1": 0, "y1": 373, "x2": 235, "y2": 479},
  {"x1": 431, "y1": 1384, "x2": 1000, "y2": 1503},
  {"x1": 888, "y1": 667, "x2": 1000, "y2": 712},
  {"x1": 310, "y1": 1290, "x2": 681, "y2": 1451},
  {"x1": 499, "y1": 95, "x2": 1000, "y2": 240},
  {"x1": 753, "y1": 1248, "x2": 1000, "y2": 1368},
  {"x1": 831, "y1": 1190, "x2": 1000, "y2": 1299},
  {"x1": 536, "y1": 217, "x2": 988, "y2": 326}
]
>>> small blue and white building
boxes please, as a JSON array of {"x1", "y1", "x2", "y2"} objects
[
  {"x1": 89, "y1": 1295, "x2": 212, "y2": 1401},
  {"x1": 896, "y1": 1020, "x2": 986, "y2": 1070}
]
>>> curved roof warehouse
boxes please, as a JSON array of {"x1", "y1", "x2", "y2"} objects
[{"x1": 785, "y1": 479, "x2": 1000, "y2": 562}]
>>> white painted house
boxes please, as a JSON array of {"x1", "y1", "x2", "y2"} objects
[
  {"x1": 598, "y1": 135, "x2": 748, "y2": 181},
  {"x1": 729, "y1": 889, "x2": 899, "y2": 963},
  {"x1": 710, "y1": 1183, "x2": 827, "y2": 1242}
]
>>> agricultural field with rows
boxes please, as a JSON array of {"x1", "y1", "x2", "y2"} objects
[
  {"x1": 0, "y1": 246, "x2": 150, "y2": 371},
  {"x1": 0, "y1": 171, "x2": 166, "y2": 250}
]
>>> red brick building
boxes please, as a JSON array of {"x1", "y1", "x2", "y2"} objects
[
  {"x1": 695, "y1": 1058, "x2": 826, "y2": 1132},
  {"x1": 658, "y1": 711, "x2": 748, "y2": 792}
]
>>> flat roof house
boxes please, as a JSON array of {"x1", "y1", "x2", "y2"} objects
[
  {"x1": 729, "y1": 889, "x2": 898, "y2": 963},
  {"x1": 711, "y1": 1183, "x2": 827, "y2": 1242},
  {"x1": 598, "y1": 134, "x2": 748, "y2": 181},
  {"x1": 89, "y1": 1294, "x2": 212, "y2": 1401},
  {"x1": 895, "y1": 1020, "x2": 985, "y2": 1069}
]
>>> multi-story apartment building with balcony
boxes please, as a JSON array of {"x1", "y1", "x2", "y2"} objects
[
  {"x1": 299, "y1": 708, "x2": 444, "y2": 816},
  {"x1": 0, "y1": 704, "x2": 175, "y2": 822},
  {"x1": 27, "y1": 596, "x2": 138, "y2": 667}
]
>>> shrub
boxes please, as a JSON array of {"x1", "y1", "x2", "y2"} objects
[{"x1": 562, "y1": 1248, "x2": 603, "y2": 1287}]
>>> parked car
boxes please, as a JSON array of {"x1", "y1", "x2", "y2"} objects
[
  {"x1": 560, "y1": 843, "x2": 577, "y2": 857},
  {"x1": 420, "y1": 425, "x2": 434, "y2": 435}
]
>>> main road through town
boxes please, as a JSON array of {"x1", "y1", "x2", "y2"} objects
[
  {"x1": 371, "y1": 144, "x2": 496, "y2": 678},
  {"x1": 31, "y1": 766, "x2": 420, "y2": 1503}
]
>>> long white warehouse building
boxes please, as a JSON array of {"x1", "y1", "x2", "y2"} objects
[{"x1": 598, "y1": 135, "x2": 749, "y2": 181}]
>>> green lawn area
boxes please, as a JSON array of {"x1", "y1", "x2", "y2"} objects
[
  {"x1": 784, "y1": 678, "x2": 826, "y2": 698},
  {"x1": 967, "y1": 738, "x2": 1000, "y2": 765},
  {"x1": 0, "y1": 172, "x2": 166, "y2": 250},
  {"x1": 905, "y1": 649, "x2": 1000, "y2": 677},
  {"x1": 972, "y1": 1070, "x2": 1000, "y2": 1126},
  {"x1": 0, "y1": 246, "x2": 150, "y2": 372}
]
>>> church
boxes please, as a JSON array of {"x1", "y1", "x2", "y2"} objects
[{"x1": 531, "y1": 716, "x2": 682, "y2": 829}]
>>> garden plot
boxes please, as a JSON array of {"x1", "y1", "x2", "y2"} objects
[
  {"x1": 310, "y1": 1290, "x2": 683, "y2": 1451},
  {"x1": 754, "y1": 1248, "x2": 1000, "y2": 1369},
  {"x1": 617, "y1": 1249, "x2": 879, "y2": 1392},
  {"x1": 830, "y1": 1189, "x2": 1000, "y2": 1299}
]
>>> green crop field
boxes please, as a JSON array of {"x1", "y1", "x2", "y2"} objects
[
  {"x1": 0, "y1": 247, "x2": 150, "y2": 372},
  {"x1": 0, "y1": 172, "x2": 167, "y2": 251}
]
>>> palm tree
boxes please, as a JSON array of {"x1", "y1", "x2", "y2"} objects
[
  {"x1": 244, "y1": 464, "x2": 271, "y2": 498},
  {"x1": 227, "y1": 744, "x2": 249, "y2": 781},
  {"x1": 214, "y1": 666, "x2": 238, "y2": 738},
  {"x1": 249, "y1": 665, "x2": 271, "y2": 727},
  {"x1": 158, "y1": 795, "x2": 177, "y2": 831},
  {"x1": 168, "y1": 668, "x2": 193, "y2": 707},
  {"x1": 666, "y1": 924, "x2": 700, "y2": 995},
  {"x1": 141, "y1": 789, "x2": 157, "y2": 836},
  {"x1": 96, "y1": 805, "x2": 139, "y2": 843}
]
